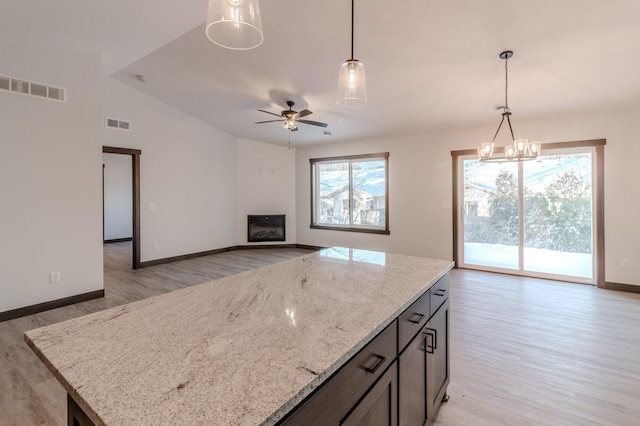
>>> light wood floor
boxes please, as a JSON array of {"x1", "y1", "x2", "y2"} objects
[{"x1": 1, "y1": 244, "x2": 639, "y2": 425}]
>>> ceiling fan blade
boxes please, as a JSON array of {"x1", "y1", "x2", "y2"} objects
[
  {"x1": 296, "y1": 119, "x2": 328, "y2": 128},
  {"x1": 295, "y1": 109, "x2": 313, "y2": 119},
  {"x1": 257, "y1": 109, "x2": 283, "y2": 118},
  {"x1": 291, "y1": 127, "x2": 299, "y2": 132},
  {"x1": 255, "y1": 119, "x2": 284, "y2": 124}
]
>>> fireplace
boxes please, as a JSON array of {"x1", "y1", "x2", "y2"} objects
[{"x1": 247, "y1": 215, "x2": 286, "y2": 242}]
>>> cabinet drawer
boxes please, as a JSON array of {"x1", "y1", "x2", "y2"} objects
[
  {"x1": 429, "y1": 275, "x2": 449, "y2": 316},
  {"x1": 398, "y1": 289, "x2": 430, "y2": 352},
  {"x1": 279, "y1": 321, "x2": 397, "y2": 425}
]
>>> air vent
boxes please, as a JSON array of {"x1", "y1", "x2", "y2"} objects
[
  {"x1": 105, "y1": 117, "x2": 132, "y2": 131},
  {"x1": 0, "y1": 74, "x2": 66, "y2": 102}
]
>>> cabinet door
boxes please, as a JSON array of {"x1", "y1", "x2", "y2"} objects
[
  {"x1": 398, "y1": 327, "x2": 426, "y2": 426},
  {"x1": 426, "y1": 299, "x2": 449, "y2": 423},
  {"x1": 341, "y1": 360, "x2": 398, "y2": 426}
]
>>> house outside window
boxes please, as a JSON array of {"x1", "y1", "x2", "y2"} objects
[{"x1": 311, "y1": 153, "x2": 389, "y2": 234}]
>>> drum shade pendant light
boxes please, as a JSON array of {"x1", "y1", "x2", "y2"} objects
[
  {"x1": 477, "y1": 51, "x2": 541, "y2": 162},
  {"x1": 205, "y1": 0, "x2": 264, "y2": 50},
  {"x1": 337, "y1": 0, "x2": 367, "y2": 106}
]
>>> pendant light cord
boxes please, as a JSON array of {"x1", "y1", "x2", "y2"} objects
[
  {"x1": 350, "y1": 0, "x2": 355, "y2": 60},
  {"x1": 491, "y1": 55, "x2": 515, "y2": 143},
  {"x1": 504, "y1": 56, "x2": 509, "y2": 111}
]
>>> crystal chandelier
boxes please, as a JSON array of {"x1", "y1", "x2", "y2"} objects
[{"x1": 477, "y1": 51, "x2": 541, "y2": 162}]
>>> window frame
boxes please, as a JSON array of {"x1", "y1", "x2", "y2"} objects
[
  {"x1": 310, "y1": 152, "x2": 390, "y2": 235},
  {"x1": 451, "y1": 139, "x2": 605, "y2": 286}
]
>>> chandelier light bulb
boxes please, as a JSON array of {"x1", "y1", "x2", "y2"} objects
[
  {"x1": 529, "y1": 141, "x2": 542, "y2": 156},
  {"x1": 514, "y1": 139, "x2": 529, "y2": 155}
]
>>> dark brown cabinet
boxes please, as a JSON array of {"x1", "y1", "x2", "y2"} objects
[
  {"x1": 426, "y1": 299, "x2": 449, "y2": 424},
  {"x1": 398, "y1": 275, "x2": 450, "y2": 426},
  {"x1": 342, "y1": 360, "x2": 398, "y2": 426},
  {"x1": 398, "y1": 326, "x2": 427, "y2": 426}
]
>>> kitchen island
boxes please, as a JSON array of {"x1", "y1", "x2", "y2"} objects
[{"x1": 25, "y1": 247, "x2": 453, "y2": 425}]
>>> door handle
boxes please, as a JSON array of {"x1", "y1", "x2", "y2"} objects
[
  {"x1": 426, "y1": 327, "x2": 437, "y2": 351},
  {"x1": 425, "y1": 329, "x2": 435, "y2": 354}
]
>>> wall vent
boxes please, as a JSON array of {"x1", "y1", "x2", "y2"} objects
[
  {"x1": 105, "y1": 117, "x2": 132, "y2": 131},
  {"x1": 0, "y1": 74, "x2": 66, "y2": 102}
]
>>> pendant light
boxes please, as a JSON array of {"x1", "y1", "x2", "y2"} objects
[
  {"x1": 337, "y1": 0, "x2": 367, "y2": 106},
  {"x1": 477, "y1": 51, "x2": 541, "y2": 162},
  {"x1": 205, "y1": 0, "x2": 264, "y2": 50}
]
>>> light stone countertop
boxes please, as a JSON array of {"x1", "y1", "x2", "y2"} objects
[{"x1": 25, "y1": 247, "x2": 454, "y2": 426}]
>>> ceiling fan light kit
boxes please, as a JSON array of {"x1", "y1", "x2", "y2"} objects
[
  {"x1": 477, "y1": 50, "x2": 541, "y2": 162},
  {"x1": 337, "y1": 0, "x2": 367, "y2": 107},
  {"x1": 255, "y1": 101, "x2": 328, "y2": 132},
  {"x1": 205, "y1": 0, "x2": 264, "y2": 50}
]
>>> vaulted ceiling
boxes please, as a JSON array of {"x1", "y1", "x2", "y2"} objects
[{"x1": 3, "y1": 0, "x2": 640, "y2": 146}]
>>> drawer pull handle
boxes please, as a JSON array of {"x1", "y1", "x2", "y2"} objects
[
  {"x1": 364, "y1": 354, "x2": 386, "y2": 374},
  {"x1": 408, "y1": 313, "x2": 425, "y2": 324},
  {"x1": 434, "y1": 289, "x2": 447, "y2": 297}
]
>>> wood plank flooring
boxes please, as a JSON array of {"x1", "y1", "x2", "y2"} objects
[
  {"x1": 434, "y1": 270, "x2": 640, "y2": 426},
  {"x1": 2, "y1": 244, "x2": 639, "y2": 425}
]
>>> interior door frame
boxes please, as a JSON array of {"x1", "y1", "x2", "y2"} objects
[
  {"x1": 103, "y1": 146, "x2": 142, "y2": 269},
  {"x1": 451, "y1": 139, "x2": 605, "y2": 287}
]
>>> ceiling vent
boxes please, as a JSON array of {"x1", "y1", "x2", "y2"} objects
[
  {"x1": 0, "y1": 74, "x2": 65, "y2": 102},
  {"x1": 105, "y1": 117, "x2": 132, "y2": 131}
]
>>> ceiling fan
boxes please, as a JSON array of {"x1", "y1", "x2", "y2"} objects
[{"x1": 255, "y1": 101, "x2": 328, "y2": 131}]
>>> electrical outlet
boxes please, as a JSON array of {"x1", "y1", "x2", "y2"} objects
[
  {"x1": 153, "y1": 241, "x2": 159, "y2": 249},
  {"x1": 621, "y1": 259, "x2": 630, "y2": 270},
  {"x1": 50, "y1": 272, "x2": 60, "y2": 284},
  {"x1": 427, "y1": 241, "x2": 433, "y2": 249}
]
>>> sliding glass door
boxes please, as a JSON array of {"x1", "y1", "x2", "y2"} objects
[{"x1": 458, "y1": 146, "x2": 597, "y2": 284}]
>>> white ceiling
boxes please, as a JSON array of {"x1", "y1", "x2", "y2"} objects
[{"x1": 4, "y1": 0, "x2": 640, "y2": 146}]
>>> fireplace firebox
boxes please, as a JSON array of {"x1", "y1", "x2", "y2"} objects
[{"x1": 247, "y1": 215, "x2": 286, "y2": 242}]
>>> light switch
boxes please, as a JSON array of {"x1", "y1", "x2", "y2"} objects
[{"x1": 149, "y1": 202, "x2": 156, "y2": 210}]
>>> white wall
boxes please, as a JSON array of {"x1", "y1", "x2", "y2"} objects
[
  {"x1": 103, "y1": 153, "x2": 133, "y2": 240},
  {"x1": 236, "y1": 139, "x2": 296, "y2": 245},
  {"x1": 0, "y1": 43, "x2": 103, "y2": 312},
  {"x1": 296, "y1": 107, "x2": 640, "y2": 287},
  {"x1": 295, "y1": 136, "x2": 452, "y2": 259},
  {"x1": 102, "y1": 78, "x2": 237, "y2": 262}
]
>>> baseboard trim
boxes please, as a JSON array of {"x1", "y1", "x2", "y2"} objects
[
  {"x1": 139, "y1": 247, "x2": 235, "y2": 267},
  {"x1": 233, "y1": 244, "x2": 298, "y2": 250},
  {"x1": 295, "y1": 244, "x2": 327, "y2": 251},
  {"x1": 601, "y1": 281, "x2": 640, "y2": 293},
  {"x1": 104, "y1": 237, "x2": 133, "y2": 243},
  {"x1": 139, "y1": 244, "x2": 324, "y2": 268},
  {"x1": 0, "y1": 289, "x2": 105, "y2": 323}
]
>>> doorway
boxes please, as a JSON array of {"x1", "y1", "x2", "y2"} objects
[
  {"x1": 452, "y1": 140, "x2": 605, "y2": 286},
  {"x1": 102, "y1": 146, "x2": 141, "y2": 269}
]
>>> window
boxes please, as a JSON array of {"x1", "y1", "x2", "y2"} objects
[{"x1": 311, "y1": 153, "x2": 389, "y2": 234}]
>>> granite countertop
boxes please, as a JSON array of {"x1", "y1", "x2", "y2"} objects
[{"x1": 25, "y1": 247, "x2": 454, "y2": 426}]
